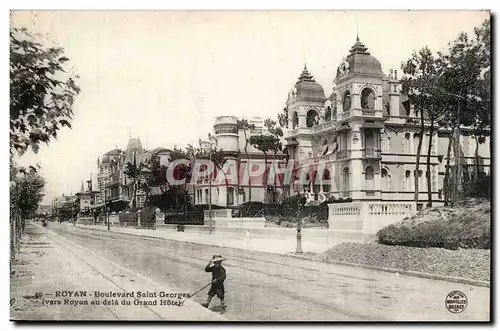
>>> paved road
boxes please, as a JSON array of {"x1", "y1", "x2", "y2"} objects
[{"x1": 48, "y1": 223, "x2": 490, "y2": 321}]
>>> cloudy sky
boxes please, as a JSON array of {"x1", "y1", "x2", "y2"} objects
[{"x1": 11, "y1": 10, "x2": 489, "y2": 204}]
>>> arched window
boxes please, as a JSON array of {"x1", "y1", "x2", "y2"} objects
[
  {"x1": 325, "y1": 106, "x2": 332, "y2": 121},
  {"x1": 365, "y1": 166, "x2": 374, "y2": 190},
  {"x1": 405, "y1": 170, "x2": 412, "y2": 191},
  {"x1": 292, "y1": 112, "x2": 299, "y2": 129},
  {"x1": 413, "y1": 133, "x2": 420, "y2": 155},
  {"x1": 361, "y1": 87, "x2": 375, "y2": 109},
  {"x1": 312, "y1": 170, "x2": 321, "y2": 194},
  {"x1": 322, "y1": 168, "x2": 331, "y2": 193},
  {"x1": 227, "y1": 187, "x2": 235, "y2": 205},
  {"x1": 414, "y1": 170, "x2": 423, "y2": 191},
  {"x1": 404, "y1": 132, "x2": 411, "y2": 154},
  {"x1": 343, "y1": 91, "x2": 351, "y2": 111},
  {"x1": 332, "y1": 106, "x2": 337, "y2": 120},
  {"x1": 381, "y1": 168, "x2": 390, "y2": 191},
  {"x1": 306, "y1": 109, "x2": 319, "y2": 127},
  {"x1": 343, "y1": 167, "x2": 350, "y2": 194},
  {"x1": 305, "y1": 173, "x2": 311, "y2": 192},
  {"x1": 381, "y1": 129, "x2": 391, "y2": 153}
]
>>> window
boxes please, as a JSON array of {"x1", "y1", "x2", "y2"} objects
[
  {"x1": 381, "y1": 168, "x2": 389, "y2": 191},
  {"x1": 204, "y1": 189, "x2": 209, "y2": 203},
  {"x1": 312, "y1": 171, "x2": 321, "y2": 194},
  {"x1": 414, "y1": 170, "x2": 424, "y2": 190},
  {"x1": 306, "y1": 109, "x2": 319, "y2": 127},
  {"x1": 405, "y1": 170, "x2": 412, "y2": 191},
  {"x1": 365, "y1": 166, "x2": 374, "y2": 190},
  {"x1": 343, "y1": 91, "x2": 351, "y2": 111},
  {"x1": 343, "y1": 168, "x2": 350, "y2": 193},
  {"x1": 292, "y1": 112, "x2": 299, "y2": 129},
  {"x1": 404, "y1": 133, "x2": 411, "y2": 154},
  {"x1": 361, "y1": 88, "x2": 375, "y2": 109},
  {"x1": 322, "y1": 169, "x2": 331, "y2": 193},
  {"x1": 413, "y1": 133, "x2": 420, "y2": 155},
  {"x1": 227, "y1": 187, "x2": 235, "y2": 206},
  {"x1": 325, "y1": 106, "x2": 332, "y2": 121}
]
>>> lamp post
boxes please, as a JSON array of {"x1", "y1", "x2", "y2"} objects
[
  {"x1": 295, "y1": 218, "x2": 303, "y2": 254},
  {"x1": 104, "y1": 185, "x2": 110, "y2": 230},
  {"x1": 200, "y1": 133, "x2": 217, "y2": 235}
]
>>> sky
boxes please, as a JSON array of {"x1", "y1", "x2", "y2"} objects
[{"x1": 10, "y1": 10, "x2": 489, "y2": 204}]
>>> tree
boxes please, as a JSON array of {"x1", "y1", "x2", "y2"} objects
[
  {"x1": 471, "y1": 19, "x2": 491, "y2": 181},
  {"x1": 10, "y1": 27, "x2": 80, "y2": 156},
  {"x1": 248, "y1": 133, "x2": 278, "y2": 205},
  {"x1": 437, "y1": 26, "x2": 489, "y2": 205},
  {"x1": 401, "y1": 47, "x2": 440, "y2": 206},
  {"x1": 10, "y1": 162, "x2": 45, "y2": 264},
  {"x1": 264, "y1": 118, "x2": 284, "y2": 203},
  {"x1": 123, "y1": 153, "x2": 142, "y2": 209},
  {"x1": 195, "y1": 144, "x2": 233, "y2": 207},
  {"x1": 142, "y1": 148, "x2": 192, "y2": 211},
  {"x1": 10, "y1": 166, "x2": 45, "y2": 221},
  {"x1": 236, "y1": 119, "x2": 256, "y2": 205}
]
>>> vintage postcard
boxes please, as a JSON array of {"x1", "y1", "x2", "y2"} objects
[{"x1": 9, "y1": 10, "x2": 491, "y2": 322}]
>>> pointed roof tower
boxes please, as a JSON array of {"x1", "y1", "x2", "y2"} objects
[
  {"x1": 292, "y1": 64, "x2": 325, "y2": 100},
  {"x1": 335, "y1": 36, "x2": 384, "y2": 79}
]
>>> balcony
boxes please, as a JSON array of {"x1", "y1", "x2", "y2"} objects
[
  {"x1": 312, "y1": 120, "x2": 336, "y2": 134},
  {"x1": 336, "y1": 150, "x2": 350, "y2": 160},
  {"x1": 340, "y1": 191, "x2": 351, "y2": 198},
  {"x1": 105, "y1": 174, "x2": 120, "y2": 187},
  {"x1": 337, "y1": 108, "x2": 384, "y2": 123},
  {"x1": 363, "y1": 148, "x2": 381, "y2": 158},
  {"x1": 286, "y1": 127, "x2": 312, "y2": 138}
]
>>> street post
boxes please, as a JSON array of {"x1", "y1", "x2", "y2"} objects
[{"x1": 295, "y1": 217, "x2": 303, "y2": 254}]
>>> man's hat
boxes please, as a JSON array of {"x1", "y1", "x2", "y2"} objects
[{"x1": 211, "y1": 254, "x2": 226, "y2": 263}]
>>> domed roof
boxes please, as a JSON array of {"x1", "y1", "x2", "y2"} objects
[
  {"x1": 293, "y1": 65, "x2": 326, "y2": 100},
  {"x1": 336, "y1": 37, "x2": 384, "y2": 79}
]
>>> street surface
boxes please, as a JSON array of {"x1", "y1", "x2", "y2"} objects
[
  {"x1": 10, "y1": 223, "x2": 226, "y2": 321},
  {"x1": 46, "y1": 223, "x2": 489, "y2": 321}
]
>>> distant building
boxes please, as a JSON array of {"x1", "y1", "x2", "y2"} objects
[
  {"x1": 52, "y1": 193, "x2": 77, "y2": 222},
  {"x1": 75, "y1": 177, "x2": 99, "y2": 215},
  {"x1": 93, "y1": 137, "x2": 172, "y2": 214},
  {"x1": 193, "y1": 116, "x2": 287, "y2": 207}
]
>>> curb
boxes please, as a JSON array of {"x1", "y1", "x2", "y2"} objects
[
  {"x1": 74, "y1": 224, "x2": 490, "y2": 289},
  {"x1": 285, "y1": 253, "x2": 491, "y2": 288}
]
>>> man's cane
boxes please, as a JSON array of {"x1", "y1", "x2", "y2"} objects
[{"x1": 181, "y1": 282, "x2": 212, "y2": 305}]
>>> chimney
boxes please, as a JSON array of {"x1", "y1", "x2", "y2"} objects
[{"x1": 389, "y1": 74, "x2": 400, "y2": 117}]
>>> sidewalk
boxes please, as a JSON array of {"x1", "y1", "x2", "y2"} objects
[
  {"x1": 10, "y1": 222, "x2": 226, "y2": 321},
  {"x1": 74, "y1": 224, "x2": 340, "y2": 254}
]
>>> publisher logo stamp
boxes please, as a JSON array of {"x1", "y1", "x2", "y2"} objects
[{"x1": 445, "y1": 291, "x2": 468, "y2": 314}]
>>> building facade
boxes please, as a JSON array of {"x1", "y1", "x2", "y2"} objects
[
  {"x1": 192, "y1": 116, "x2": 288, "y2": 207},
  {"x1": 283, "y1": 37, "x2": 490, "y2": 208},
  {"x1": 201, "y1": 37, "x2": 490, "y2": 214},
  {"x1": 93, "y1": 138, "x2": 172, "y2": 213}
]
